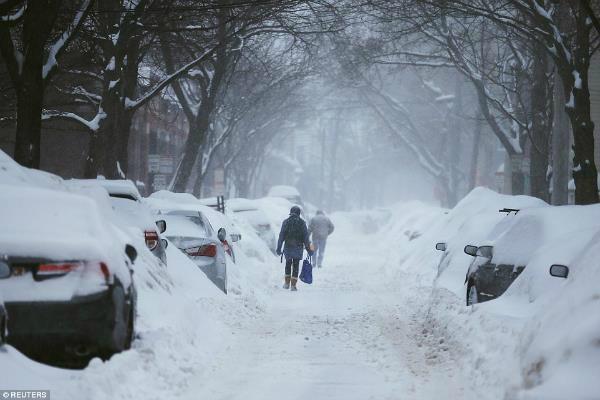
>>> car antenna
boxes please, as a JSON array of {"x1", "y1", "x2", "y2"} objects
[{"x1": 499, "y1": 208, "x2": 520, "y2": 215}]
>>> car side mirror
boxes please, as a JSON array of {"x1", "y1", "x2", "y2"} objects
[
  {"x1": 464, "y1": 245, "x2": 478, "y2": 257},
  {"x1": 549, "y1": 264, "x2": 569, "y2": 279},
  {"x1": 156, "y1": 220, "x2": 167, "y2": 234},
  {"x1": 217, "y1": 228, "x2": 227, "y2": 242},
  {"x1": 0, "y1": 261, "x2": 10, "y2": 279},
  {"x1": 161, "y1": 238, "x2": 168, "y2": 249},
  {"x1": 125, "y1": 244, "x2": 138, "y2": 263},
  {"x1": 435, "y1": 242, "x2": 447, "y2": 251}
]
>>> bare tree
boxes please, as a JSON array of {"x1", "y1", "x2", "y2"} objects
[{"x1": 0, "y1": 0, "x2": 93, "y2": 168}]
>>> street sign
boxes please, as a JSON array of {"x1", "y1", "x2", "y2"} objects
[
  {"x1": 159, "y1": 156, "x2": 174, "y2": 174},
  {"x1": 153, "y1": 174, "x2": 168, "y2": 190},
  {"x1": 148, "y1": 154, "x2": 160, "y2": 173}
]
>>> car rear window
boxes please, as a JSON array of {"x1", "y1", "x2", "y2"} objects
[{"x1": 109, "y1": 193, "x2": 138, "y2": 201}]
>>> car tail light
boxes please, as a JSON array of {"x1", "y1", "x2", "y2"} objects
[
  {"x1": 37, "y1": 262, "x2": 83, "y2": 276},
  {"x1": 36, "y1": 261, "x2": 111, "y2": 283},
  {"x1": 185, "y1": 244, "x2": 217, "y2": 257},
  {"x1": 145, "y1": 230, "x2": 159, "y2": 251}
]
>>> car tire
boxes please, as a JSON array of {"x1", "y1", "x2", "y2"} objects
[
  {"x1": 124, "y1": 305, "x2": 135, "y2": 350},
  {"x1": 104, "y1": 284, "x2": 131, "y2": 355},
  {"x1": 0, "y1": 316, "x2": 6, "y2": 344},
  {"x1": 467, "y1": 283, "x2": 479, "y2": 306}
]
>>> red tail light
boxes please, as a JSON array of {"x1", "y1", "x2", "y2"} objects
[
  {"x1": 36, "y1": 261, "x2": 110, "y2": 283},
  {"x1": 185, "y1": 244, "x2": 217, "y2": 257},
  {"x1": 37, "y1": 262, "x2": 82, "y2": 275},
  {"x1": 99, "y1": 262, "x2": 110, "y2": 282},
  {"x1": 145, "y1": 230, "x2": 159, "y2": 251}
]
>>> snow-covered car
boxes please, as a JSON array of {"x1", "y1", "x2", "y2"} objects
[
  {"x1": 461, "y1": 204, "x2": 600, "y2": 306},
  {"x1": 227, "y1": 198, "x2": 276, "y2": 252},
  {"x1": 160, "y1": 209, "x2": 229, "y2": 293},
  {"x1": 0, "y1": 262, "x2": 8, "y2": 345},
  {"x1": 72, "y1": 179, "x2": 168, "y2": 265},
  {"x1": 462, "y1": 244, "x2": 520, "y2": 305},
  {"x1": 0, "y1": 185, "x2": 138, "y2": 362},
  {"x1": 267, "y1": 185, "x2": 304, "y2": 209}
]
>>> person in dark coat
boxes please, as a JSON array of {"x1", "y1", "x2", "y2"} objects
[
  {"x1": 276, "y1": 205, "x2": 311, "y2": 291},
  {"x1": 308, "y1": 210, "x2": 334, "y2": 268}
]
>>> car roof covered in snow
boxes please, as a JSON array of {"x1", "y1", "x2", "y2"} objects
[
  {"x1": 227, "y1": 198, "x2": 259, "y2": 212},
  {"x1": 0, "y1": 150, "x2": 66, "y2": 189},
  {"x1": 267, "y1": 185, "x2": 301, "y2": 198},
  {"x1": 80, "y1": 178, "x2": 142, "y2": 201},
  {"x1": 0, "y1": 184, "x2": 121, "y2": 262},
  {"x1": 487, "y1": 204, "x2": 600, "y2": 266}
]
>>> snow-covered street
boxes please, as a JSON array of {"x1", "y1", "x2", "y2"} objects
[{"x1": 185, "y1": 219, "x2": 463, "y2": 400}]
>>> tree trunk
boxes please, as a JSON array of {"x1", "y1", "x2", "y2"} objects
[
  {"x1": 559, "y1": 7, "x2": 599, "y2": 204},
  {"x1": 469, "y1": 116, "x2": 483, "y2": 190},
  {"x1": 551, "y1": 73, "x2": 570, "y2": 205},
  {"x1": 173, "y1": 116, "x2": 209, "y2": 192},
  {"x1": 11, "y1": 0, "x2": 60, "y2": 168},
  {"x1": 571, "y1": 25, "x2": 598, "y2": 204},
  {"x1": 529, "y1": 43, "x2": 552, "y2": 202}
]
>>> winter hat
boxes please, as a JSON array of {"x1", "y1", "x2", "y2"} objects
[{"x1": 290, "y1": 206, "x2": 301, "y2": 216}]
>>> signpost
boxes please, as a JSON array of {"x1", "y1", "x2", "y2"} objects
[{"x1": 153, "y1": 174, "x2": 168, "y2": 191}]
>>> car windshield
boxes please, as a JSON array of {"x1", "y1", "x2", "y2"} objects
[{"x1": 164, "y1": 212, "x2": 212, "y2": 237}]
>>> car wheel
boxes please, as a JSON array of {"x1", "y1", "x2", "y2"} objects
[
  {"x1": 220, "y1": 264, "x2": 228, "y2": 294},
  {"x1": 105, "y1": 284, "x2": 130, "y2": 354},
  {"x1": 0, "y1": 316, "x2": 5, "y2": 344},
  {"x1": 467, "y1": 284, "x2": 479, "y2": 306},
  {"x1": 124, "y1": 305, "x2": 135, "y2": 350}
]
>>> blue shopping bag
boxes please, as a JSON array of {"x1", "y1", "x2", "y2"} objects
[{"x1": 299, "y1": 256, "x2": 313, "y2": 284}]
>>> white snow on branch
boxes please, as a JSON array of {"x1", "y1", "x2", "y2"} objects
[
  {"x1": 106, "y1": 56, "x2": 116, "y2": 72},
  {"x1": 423, "y1": 80, "x2": 442, "y2": 96},
  {"x1": 435, "y1": 94, "x2": 455, "y2": 103},
  {"x1": 573, "y1": 70, "x2": 582, "y2": 89},
  {"x1": 0, "y1": 2, "x2": 26, "y2": 22},
  {"x1": 126, "y1": 47, "x2": 215, "y2": 111},
  {"x1": 42, "y1": 0, "x2": 92, "y2": 79},
  {"x1": 42, "y1": 107, "x2": 106, "y2": 132}
]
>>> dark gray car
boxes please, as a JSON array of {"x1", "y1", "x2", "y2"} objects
[
  {"x1": 162, "y1": 210, "x2": 228, "y2": 294},
  {"x1": 463, "y1": 245, "x2": 525, "y2": 305}
]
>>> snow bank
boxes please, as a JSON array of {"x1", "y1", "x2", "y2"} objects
[
  {"x1": 374, "y1": 187, "x2": 600, "y2": 399},
  {"x1": 0, "y1": 154, "x2": 251, "y2": 397}
]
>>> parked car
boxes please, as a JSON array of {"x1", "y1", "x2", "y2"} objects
[
  {"x1": 0, "y1": 262, "x2": 8, "y2": 345},
  {"x1": 228, "y1": 198, "x2": 276, "y2": 253},
  {"x1": 72, "y1": 179, "x2": 168, "y2": 265},
  {"x1": 160, "y1": 209, "x2": 229, "y2": 293},
  {"x1": 267, "y1": 185, "x2": 304, "y2": 209},
  {"x1": 0, "y1": 185, "x2": 138, "y2": 363}
]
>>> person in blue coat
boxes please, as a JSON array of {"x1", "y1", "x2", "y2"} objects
[{"x1": 276, "y1": 206, "x2": 311, "y2": 291}]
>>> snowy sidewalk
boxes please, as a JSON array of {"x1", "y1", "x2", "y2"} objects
[{"x1": 184, "y1": 219, "x2": 465, "y2": 400}]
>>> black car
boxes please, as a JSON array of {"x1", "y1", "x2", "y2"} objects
[
  {"x1": 463, "y1": 245, "x2": 526, "y2": 305},
  {"x1": 0, "y1": 187, "x2": 139, "y2": 366}
]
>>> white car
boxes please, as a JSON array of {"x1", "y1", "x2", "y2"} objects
[
  {"x1": 227, "y1": 198, "x2": 276, "y2": 252},
  {"x1": 70, "y1": 179, "x2": 168, "y2": 265},
  {"x1": 0, "y1": 185, "x2": 138, "y2": 363},
  {"x1": 267, "y1": 185, "x2": 304, "y2": 209}
]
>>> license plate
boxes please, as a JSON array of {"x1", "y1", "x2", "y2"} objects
[{"x1": 12, "y1": 266, "x2": 26, "y2": 276}]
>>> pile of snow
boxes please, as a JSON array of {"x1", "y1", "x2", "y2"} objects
[
  {"x1": 373, "y1": 187, "x2": 600, "y2": 399},
  {"x1": 0, "y1": 153, "x2": 278, "y2": 397}
]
